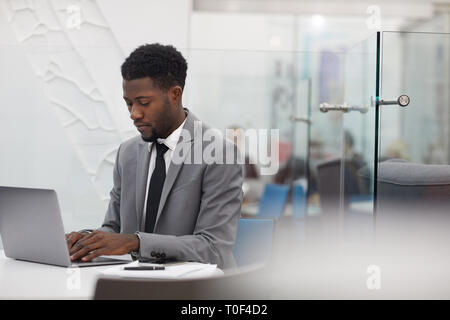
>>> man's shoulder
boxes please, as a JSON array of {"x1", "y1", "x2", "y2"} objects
[
  {"x1": 188, "y1": 113, "x2": 230, "y2": 146},
  {"x1": 189, "y1": 124, "x2": 242, "y2": 169},
  {"x1": 190, "y1": 121, "x2": 237, "y2": 152},
  {"x1": 118, "y1": 135, "x2": 143, "y2": 153}
]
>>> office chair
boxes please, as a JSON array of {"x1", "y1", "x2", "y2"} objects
[
  {"x1": 256, "y1": 184, "x2": 289, "y2": 218},
  {"x1": 376, "y1": 159, "x2": 450, "y2": 219},
  {"x1": 316, "y1": 158, "x2": 341, "y2": 213},
  {"x1": 233, "y1": 218, "x2": 274, "y2": 268},
  {"x1": 292, "y1": 184, "x2": 307, "y2": 218},
  {"x1": 372, "y1": 159, "x2": 450, "y2": 248},
  {"x1": 316, "y1": 158, "x2": 369, "y2": 213}
]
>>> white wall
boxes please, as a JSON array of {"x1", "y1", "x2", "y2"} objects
[{"x1": 0, "y1": 0, "x2": 191, "y2": 243}]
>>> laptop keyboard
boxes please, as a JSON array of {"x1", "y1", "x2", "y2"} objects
[{"x1": 73, "y1": 257, "x2": 115, "y2": 263}]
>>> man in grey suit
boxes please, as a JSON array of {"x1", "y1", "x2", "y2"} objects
[{"x1": 66, "y1": 44, "x2": 243, "y2": 269}]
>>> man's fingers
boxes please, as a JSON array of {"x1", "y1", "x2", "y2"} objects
[
  {"x1": 81, "y1": 248, "x2": 107, "y2": 262},
  {"x1": 69, "y1": 233, "x2": 99, "y2": 256},
  {"x1": 70, "y1": 240, "x2": 105, "y2": 261},
  {"x1": 66, "y1": 232, "x2": 84, "y2": 250},
  {"x1": 66, "y1": 234, "x2": 75, "y2": 249}
]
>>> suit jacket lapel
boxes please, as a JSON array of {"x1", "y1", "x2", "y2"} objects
[
  {"x1": 136, "y1": 139, "x2": 151, "y2": 231},
  {"x1": 155, "y1": 110, "x2": 198, "y2": 226}
]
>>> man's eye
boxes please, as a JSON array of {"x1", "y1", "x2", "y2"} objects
[{"x1": 139, "y1": 101, "x2": 150, "y2": 106}]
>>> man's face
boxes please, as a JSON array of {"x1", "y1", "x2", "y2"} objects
[{"x1": 123, "y1": 77, "x2": 175, "y2": 142}]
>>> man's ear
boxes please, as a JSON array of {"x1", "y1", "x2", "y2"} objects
[{"x1": 169, "y1": 86, "x2": 183, "y2": 102}]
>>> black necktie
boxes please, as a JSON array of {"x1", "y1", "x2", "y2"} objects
[{"x1": 145, "y1": 142, "x2": 169, "y2": 233}]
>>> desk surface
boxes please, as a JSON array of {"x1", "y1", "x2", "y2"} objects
[
  {"x1": 0, "y1": 250, "x2": 131, "y2": 299},
  {"x1": 0, "y1": 250, "x2": 223, "y2": 299}
]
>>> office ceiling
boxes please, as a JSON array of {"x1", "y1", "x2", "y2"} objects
[{"x1": 193, "y1": 0, "x2": 444, "y2": 18}]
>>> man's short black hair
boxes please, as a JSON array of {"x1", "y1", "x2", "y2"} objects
[{"x1": 121, "y1": 43, "x2": 187, "y2": 90}]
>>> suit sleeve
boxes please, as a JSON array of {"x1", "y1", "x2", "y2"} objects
[
  {"x1": 97, "y1": 144, "x2": 122, "y2": 233},
  {"x1": 138, "y1": 143, "x2": 244, "y2": 269}
]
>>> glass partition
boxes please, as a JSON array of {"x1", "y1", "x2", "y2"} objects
[
  {"x1": 340, "y1": 33, "x2": 378, "y2": 241},
  {"x1": 186, "y1": 49, "x2": 310, "y2": 221},
  {"x1": 371, "y1": 31, "x2": 450, "y2": 289},
  {"x1": 377, "y1": 31, "x2": 450, "y2": 226},
  {"x1": 297, "y1": 33, "x2": 379, "y2": 242},
  {"x1": 379, "y1": 31, "x2": 450, "y2": 165},
  {"x1": 306, "y1": 50, "x2": 346, "y2": 217}
]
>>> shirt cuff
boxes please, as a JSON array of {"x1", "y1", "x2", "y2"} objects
[{"x1": 130, "y1": 231, "x2": 142, "y2": 260}]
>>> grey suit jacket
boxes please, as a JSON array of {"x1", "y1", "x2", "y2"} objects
[{"x1": 99, "y1": 110, "x2": 244, "y2": 269}]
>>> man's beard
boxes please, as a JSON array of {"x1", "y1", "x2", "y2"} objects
[
  {"x1": 140, "y1": 96, "x2": 172, "y2": 143},
  {"x1": 141, "y1": 126, "x2": 160, "y2": 143}
]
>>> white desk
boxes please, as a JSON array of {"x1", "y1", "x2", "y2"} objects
[
  {"x1": 0, "y1": 250, "x2": 223, "y2": 299},
  {"x1": 0, "y1": 250, "x2": 130, "y2": 299}
]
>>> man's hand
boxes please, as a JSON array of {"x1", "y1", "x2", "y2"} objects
[
  {"x1": 66, "y1": 231, "x2": 91, "y2": 251},
  {"x1": 68, "y1": 231, "x2": 140, "y2": 262}
]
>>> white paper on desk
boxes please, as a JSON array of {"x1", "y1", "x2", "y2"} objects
[{"x1": 100, "y1": 261, "x2": 222, "y2": 279}]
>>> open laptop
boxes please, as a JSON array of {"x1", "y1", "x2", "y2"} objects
[{"x1": 0, "y1": 186, "x2": 130, "y2": 267}]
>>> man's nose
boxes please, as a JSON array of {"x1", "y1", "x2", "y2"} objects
[{"x1": 129, "y1": 105, "x2": 143, "y2": 121}]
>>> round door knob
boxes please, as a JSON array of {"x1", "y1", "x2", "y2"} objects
[{"x1": 397, "y1": 95, "x2": 410, "y2": 107}]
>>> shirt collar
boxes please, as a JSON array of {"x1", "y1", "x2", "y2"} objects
[{"x1": 147, "y1": 117, "x2": 187, "y2": 152}]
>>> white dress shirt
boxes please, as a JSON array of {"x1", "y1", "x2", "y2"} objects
[{"x1": 141, "y1": 117, "x2": 187, "y2": 229}]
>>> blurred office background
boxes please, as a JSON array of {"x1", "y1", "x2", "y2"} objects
[{"x1": 0, "y1": 0, "x2": 449, "y2": 252}]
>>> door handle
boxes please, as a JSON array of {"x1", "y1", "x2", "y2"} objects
[
  {"x1": 378, "y1": 94, "x2": 410, "y2": 107},
  {"x1": 319, "y1": 103, "x2": 368, "y2": 114},
  {"x1": 289, "y1": 116, "x2": 312, "y2": 125}
]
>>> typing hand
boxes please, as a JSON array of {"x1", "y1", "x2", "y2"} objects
[
  {"x1": 68, "y1": 231, "x2": 139, "y2": 262},
  {"x1": 65, "y1": 231, "x2": 91, "y2": 251}
]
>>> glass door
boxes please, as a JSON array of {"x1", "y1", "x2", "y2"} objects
[
  {"x1": 340, "y1": 33, "x2": 378, "y2": 241},
  {"x1": 376, "y1": 31, "x2": 450, "y2": 229},
  {"x1": 289, "y1": 77, "x2": 311, "y2": 219},
  {"x1": 311, "y1": 33, "x2": 379, "y2": 240}
]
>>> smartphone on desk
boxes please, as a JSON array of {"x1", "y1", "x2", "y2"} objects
[{"x1": 123, "y1": 257, "x2": 188, "y2": 270}]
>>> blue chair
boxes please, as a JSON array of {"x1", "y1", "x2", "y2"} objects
[
  {"x1": 233, "y1": 218, "x2": 274, "y2": 268},
  {"x1": 292, "y1": 184, "x2": 307, "y2": 219},
  {"x1": 256, "y1": 184, "x2": 289, "y2": 218},
  {"x1": 349, "y1": 194, "x2": 373, "y2": 204}
]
